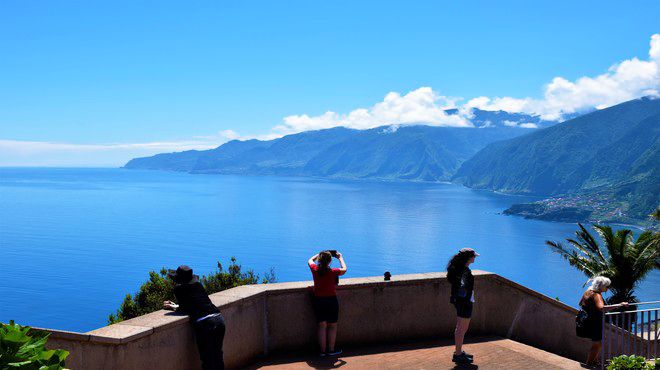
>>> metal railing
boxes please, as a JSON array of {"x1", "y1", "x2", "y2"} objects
[{"x1": 601, "y1": 300, "x2": 660, "y2": 369}]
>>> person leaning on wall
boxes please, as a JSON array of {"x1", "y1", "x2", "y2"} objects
[
  {"x1": 163, "y1": 265, "x2": 226, "y2": 370},
  {"x1": 577, "y1": 276, "x2": 628, "y2": 368}
]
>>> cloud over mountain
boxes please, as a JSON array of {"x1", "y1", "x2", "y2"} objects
[
  {"x1": 264, "y1": 34, "x2": 660, "y2": 136},
  {"x1": 466, "y1": 34, "x2": 660, "y2": 120},
  {"x1": 273, "y1": 87, "x2": 472, "y2": 136},
  {"x1": 4, "y1": 34, "x2": 658, "y2": 166}
]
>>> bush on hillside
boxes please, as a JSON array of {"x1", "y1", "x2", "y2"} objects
[{"x1": 108, "y1": 258, "x2": 275, "y2": 324}]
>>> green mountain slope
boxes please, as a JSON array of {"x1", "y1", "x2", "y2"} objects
[
  {"x1": 124, "y1": 108, "x2": 549, "y2": 181},
  {"x1": 454, "y1": 97, "x2": 660, "y2": 223}
]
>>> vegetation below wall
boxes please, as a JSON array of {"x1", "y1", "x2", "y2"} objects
[{"x1": 108, "y1": 258, "x2": 275, "y2": 324}]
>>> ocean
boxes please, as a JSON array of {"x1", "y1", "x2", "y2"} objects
[{"x1": 1, "y1": 167, "x2": 657, "y2": 332}]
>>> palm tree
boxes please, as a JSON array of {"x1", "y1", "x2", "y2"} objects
[{"x1": 546, "y1": 223, "x2": 659, "y2": 304}]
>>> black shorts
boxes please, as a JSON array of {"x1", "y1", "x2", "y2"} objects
[
  {"x1": 313, "y1": 296, "x2": 339, "y2": 323},
  {"x1": 453, "y1": 301, "x2": 473, "y2": 319}
]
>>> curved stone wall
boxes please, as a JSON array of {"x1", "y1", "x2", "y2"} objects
[{"x1": 42, "y1": 271, "x2": 603, "y2": 369}]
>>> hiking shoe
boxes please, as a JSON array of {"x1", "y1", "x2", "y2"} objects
[
  {"x1": 326, "y1": 349, "x2": 342, "y2": 356},
  {"x1": 452, "y1": 353, "x2": 473, "y2": 364}
]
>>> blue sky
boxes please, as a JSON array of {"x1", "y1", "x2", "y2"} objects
[{"x1": 1, "y1": 1, "x2": 659, "y2": 166}]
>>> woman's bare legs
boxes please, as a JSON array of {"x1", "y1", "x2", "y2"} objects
[
  {"x1": 454, "y1": 317, "x2": 471, "y2": 355},
  {"x1": 327, "y1": 322, "x2": 338, "y2": 351},
  {"x1": 317, "y1": 322, "x2": 327, "y2": 353},
  {"x1": 586, "y1": 341, "x2": 601, "y2": 365}
]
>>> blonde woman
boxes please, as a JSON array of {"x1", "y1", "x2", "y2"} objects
[{"x1": 578, "y1": 276, "x2": 628, "y2": 367}]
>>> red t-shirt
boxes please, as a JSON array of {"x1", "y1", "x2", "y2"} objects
[{"x1": 309, "y1": 262, "x2": 341, "y2": 297}]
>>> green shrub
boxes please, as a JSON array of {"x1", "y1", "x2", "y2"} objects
[
  {"x1": 606, "y1": 354, "x2": 655, "y2": 370},
  {"x1": 0, "y1": 320, "x2": 69, "y2": 370},
  {"x1": 108, "y1": 258, "x2": 275, "y2": 324}
]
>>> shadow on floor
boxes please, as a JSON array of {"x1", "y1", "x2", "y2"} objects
[
  {"x1": 453, "y1": 364, "x2": 479, "y2": 370},
  {"x1": 304, "y1": 358, "x2": 347, "y2": 369}
]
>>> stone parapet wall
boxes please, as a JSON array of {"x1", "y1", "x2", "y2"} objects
[{"x1": 43, "y1": 271, "x2": 609, "y2": 369}]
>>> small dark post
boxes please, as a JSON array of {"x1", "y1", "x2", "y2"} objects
[{"x1": 384, "y1": 271, "x2": 391, "y2": 281}]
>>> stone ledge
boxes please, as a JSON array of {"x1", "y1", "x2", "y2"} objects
[
  {"x1": 87, "y1": 323, "x2": 153, "y2": 344},
  {"x1": 117, "y1": 310, "x2": 191, "y2": 333},
  {"x1": 35, "y1": 327, "x2": 91, "y2": 342},
  {"x1": 37, "y1": 271, "x2": 605, "y2": 369},
  {"x1": 45, "y1": 271, "x2": 496, "y2": 344}
]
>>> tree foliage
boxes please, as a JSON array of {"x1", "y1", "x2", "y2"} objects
[
  {"x1": 108, "y1": 258, "x2": 275, "y2": 324},
  {"x1": 546, "y1": 223, "x2": 659, "y2": 304},
  {"x1": 0, "y1": 320, "x2": 69, "y2": 370}
]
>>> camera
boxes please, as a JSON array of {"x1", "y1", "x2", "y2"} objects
[{"x1": 328, "y1": 250, "x2": 338, "y2": 257}]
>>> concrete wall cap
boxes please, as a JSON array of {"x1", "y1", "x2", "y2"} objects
[
  {"x1": 87, "y1": 323, "x2": 154, "y2": 344},
  {"x1": 33, "y1": 327, "x2": 91, "y2": 342},
  {"x1": 116, "y1": 310, "x2": 191, "y2": 333}
]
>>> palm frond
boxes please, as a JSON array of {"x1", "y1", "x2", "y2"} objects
[{"x1": 547, "y1": 223, "x2": 659, "y2": 305}]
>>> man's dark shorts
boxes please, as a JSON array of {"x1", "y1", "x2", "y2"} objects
[
  {"x1": 313, "y1": 296, "x2": 339, "y2": 323},
  {"x1": 453, "y1": 301, "x2": 473, "y2": 319}
]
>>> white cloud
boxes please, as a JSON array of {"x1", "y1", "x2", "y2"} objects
[
  {"x1": 4, "y1": 35, "x2": 659, "y2": 167},
  {"x1": 265, "y1": 34, "x2": 659, "y2": 134},
  {"x1": 466, "y1": 34, "x2": 660, "y2": 120},
  {"x1": 380, "y1": 125, "x2": 400, "y2": 134},
  {"x1": 272, "y1": 87, "x2": 473, "y2": 136},
  {"x1": 194, "y1": 129, "x2": 242, "y2": 141},
  {"x1": 219, "y1": 130, "x2": 241, "y2": 140},
  {"x1": 478, "y1": 120, "x2": 494, "y2": 128},
  {"x1": 0, "y1": 139, "x2": 225, "y2": 167},
  {"x1": 0, "y1": 139, "x2": 220, "y2": 153},
  {"x1": 501, "y1": 120, "x2": 538, "y2": 129}
]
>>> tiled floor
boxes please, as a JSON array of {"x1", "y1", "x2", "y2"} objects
[{"x1": 245, "y1": 336, "x2": 587, "y2": 370}]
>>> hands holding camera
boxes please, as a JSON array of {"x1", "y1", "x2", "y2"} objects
[{"x1": 308, "y1": 249, "x2": 348, "y2": 275}]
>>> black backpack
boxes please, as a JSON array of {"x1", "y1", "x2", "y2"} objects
[{"x1": 575, "y1": 309, "x2": 590, "y2": 338}]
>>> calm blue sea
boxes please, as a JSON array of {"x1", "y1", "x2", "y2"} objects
[{"x1": 1, "y1": 168, "x2": 658, "y2": 332}]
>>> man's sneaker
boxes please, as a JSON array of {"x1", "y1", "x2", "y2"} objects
[
  {"x1": 452, "y1": 353, "x2": 473, "y2": 364},
  {"x1": 326, "y1": 349, "x2": 343, "y2": 356}
]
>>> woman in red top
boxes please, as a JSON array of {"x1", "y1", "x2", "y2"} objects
[{"x1": 308, "y1": 250, "x2": 347, "y2": 356}]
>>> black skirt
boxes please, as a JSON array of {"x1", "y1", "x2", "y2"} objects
[{"x1": 586, "y1": 314, "x2": 603, "y2": 341}]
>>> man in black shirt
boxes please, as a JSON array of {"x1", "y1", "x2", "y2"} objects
[{"x1": 163, "y1": 265, "x2": 225, "y2": 370}]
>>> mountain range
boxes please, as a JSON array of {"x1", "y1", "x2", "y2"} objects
[
  {"x1": 124, "y1": 99, "x2": 659, "y2": 225},
  {"x1": 125, "y1": 109, "x2": 554, "y2": 182}
]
